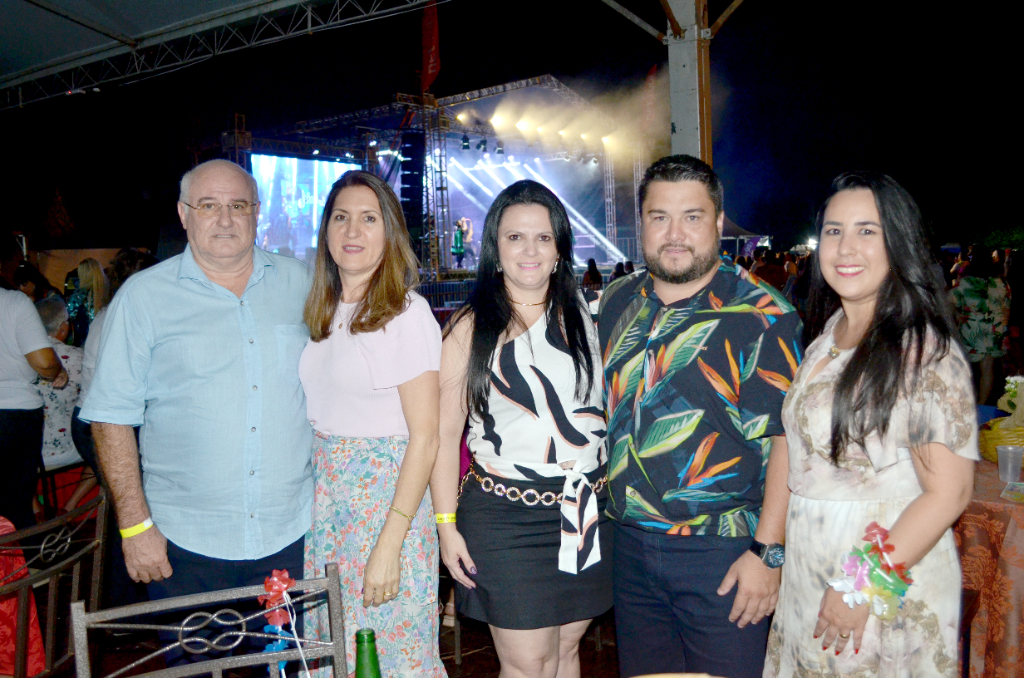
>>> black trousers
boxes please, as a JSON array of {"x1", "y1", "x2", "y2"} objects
[
  {"x1": 72, "y1": 407, "x2": 149, "y2": 608},
  {"x1": 0, "y1": 408, "x2": 44, "y2": 530},
  {"x1": 613, "y1": 522, "x2": 771, "y2": 678},
  {"x1": 147, "y1": 536, "x2": 305, "y2": 666}
]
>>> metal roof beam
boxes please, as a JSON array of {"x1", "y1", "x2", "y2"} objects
[
  {"x1": 22, "y1": 0, "x2": 138, "y2": 47},
  {"x1": 1, "y1": 0, "x2": 439, "y2": 110}
]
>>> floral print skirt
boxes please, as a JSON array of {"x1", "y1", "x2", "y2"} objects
[{"x1": 303, "y1": 433, "x2": 446, "y2": 678}]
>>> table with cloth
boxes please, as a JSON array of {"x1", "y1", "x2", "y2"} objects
[
  {"x1": 955, "y1": 459, "x2": 1024, "y2": 677},
  {"x1": 0, "y1": 516, "x2": 45, "y2": 677}
]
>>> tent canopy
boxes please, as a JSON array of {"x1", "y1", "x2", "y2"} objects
[{"x1": 722, "y1": 214, "x2": 759, "y2": 238}]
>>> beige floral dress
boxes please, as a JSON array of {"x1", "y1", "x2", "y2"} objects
[{"x1": 765, "y1": 311, "x2": 979, "y2": 677}]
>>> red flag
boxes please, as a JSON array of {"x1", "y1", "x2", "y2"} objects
[{"x1": 421, "y1": 0, "x2": 440, "y2": 93}]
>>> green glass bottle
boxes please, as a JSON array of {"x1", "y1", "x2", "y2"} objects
[{"x1": 353, "y1": 628, "x2": 382, "y2": 678}]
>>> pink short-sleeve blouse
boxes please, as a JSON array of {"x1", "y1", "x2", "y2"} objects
[{"x1": 299, "y1": 292, "x2": 441, "y2": 437}]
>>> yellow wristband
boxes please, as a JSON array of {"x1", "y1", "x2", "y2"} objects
[
  {"x1": 120, "y1": 518, "x2": 153, "y2": 539},
  {"x1": 435, "y1": 513, "x2": 457, "y2": 524}
]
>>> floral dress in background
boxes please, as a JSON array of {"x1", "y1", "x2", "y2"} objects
[{"x1": 952, "y1": 275, "x2": 1010, "y2": 361}]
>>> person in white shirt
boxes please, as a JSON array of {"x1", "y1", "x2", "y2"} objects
[{"x1": 0, "y1": 286, "x2": 67, "y2": 529}]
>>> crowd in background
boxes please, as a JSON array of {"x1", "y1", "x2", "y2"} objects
[{"x1": 0, "y1": 245, "x2": 158, "y2": 528}]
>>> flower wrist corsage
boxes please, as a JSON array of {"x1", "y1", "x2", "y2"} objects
[{"x1": 826, "y1": 521, "x2": 913, "y2": 621}]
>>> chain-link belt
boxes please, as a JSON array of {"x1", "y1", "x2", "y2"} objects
[{"x1": 460, "y1": 466, "x2": 608, "y2": 508}]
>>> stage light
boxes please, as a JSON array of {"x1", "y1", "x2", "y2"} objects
[
  {"x1": 457, "y1": 113, "x2": 466, "y2": 121},
  {"x1": 592, "y1": 157, "x2": 599, "y2": 164},
  {"x1": 515, "y1": 120, "x2": 529, "y2": 131},
  {"x1": 508, "y1": 155, "x2": 514, "y2": 161},
  {"x1": 558, "y1": 130, "x2": 565, "y2": 136},
  {"x1": 312, "y1": 149, "x2": 320, "y2": 155},
  {"x1": 476, "y1": 139, "x2": 487, "y2": 152},
  {"x1": 534, "y1": 157, "x2": 540, "y2": 163},
  {"x1": 484, "y1": 153, "x2": 490, "y2": 158},
  {"x1": 369, "y1": 140, "x2": 378, "y2": 146},
  {"x1": 580, "y1": 134, "x2": 587, "y2": 139},
  {"x1": 462, "y1": 134, "x2": 470, "y2": 150},
  {"x1": 491, "y1": 115, "x2": 504, "y2": 127},
  {"x1": 537, "y1": 127, "x2": 544, "y2": 133},
  {"x1": 496, "y1": 140, "x2": 505, "y2": 154},
  {"x1": 345, "y1": 152, "x2": 354, "y2": 158},
  {"x1": 601, "y1": 137, "x2": 609, "y2": 143}
]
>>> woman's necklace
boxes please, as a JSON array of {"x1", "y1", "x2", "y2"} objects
[
  {"x1": 510, "y1": 299, "x2": 545, "y2": 306},
  {"x1": 828, "y1": 345, "x2": 842, "y2": 359}
]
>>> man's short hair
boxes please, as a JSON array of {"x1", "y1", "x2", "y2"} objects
[
  {"x1": 35, "y1": 296, "x2": 68, "y2": 335},
  {"x1": 638, "y1": 154, "x2": 723, "y2": 216},
  {"x1": 179, "y1": 159, "x2": 259, "y2": 204}
]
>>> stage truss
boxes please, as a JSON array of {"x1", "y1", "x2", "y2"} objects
[
  {"x1": 228, "y1": 74, "x2": 637, "y2": 277},
  {"x1": 1, "y1": 0, "x2": 438, "y2": 111}
]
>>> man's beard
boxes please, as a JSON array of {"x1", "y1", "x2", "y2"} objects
[{"x1": 644, "y1": 239, "x2": 720, "y2": 285}]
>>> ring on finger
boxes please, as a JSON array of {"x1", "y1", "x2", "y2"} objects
[{"x1": 838, "y1": 632, "x2": 850, "y2": 639}]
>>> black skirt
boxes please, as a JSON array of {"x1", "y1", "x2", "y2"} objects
[{"x1": 454, "y1": 467, "x2": 613, "y2": 630}]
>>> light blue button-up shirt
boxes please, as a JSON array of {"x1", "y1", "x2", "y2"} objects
[{"x1": 81, "y1": 245, "x2": 314, "y2": 560}]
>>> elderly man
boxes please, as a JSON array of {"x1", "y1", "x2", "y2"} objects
[
  {"x1": 35, "y1": 297, "x2": 86, "y2": 473},
  {"x1": 599, "y1": 155, "x2": 801, "y2": 678},
  {"x1": 80, "y1": 159, "x2": 313, "y2": 603}
]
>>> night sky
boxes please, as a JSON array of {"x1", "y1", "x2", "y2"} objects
[{"x1": 3, "y1": 0, "x2": 1015, "y2": 253}]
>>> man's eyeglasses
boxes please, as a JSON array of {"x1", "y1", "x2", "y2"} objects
[{"x1": 183, "y1": 201, "x2": 259, "y2": 217}]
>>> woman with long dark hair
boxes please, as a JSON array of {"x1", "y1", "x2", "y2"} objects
[
  {"x1": 765, "y1": 172, "x2": 977, "y2": 677},
  {"x1": 300, "y1": 171, "x2": 446, "y2": 677},
  {"x1": 430, "y1": 180, "x2": 610, "y2": 678}
]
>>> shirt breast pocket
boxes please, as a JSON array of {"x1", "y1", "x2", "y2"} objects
[{"x1": 274, "y1": 324, "x2": 309, "y2": 375}]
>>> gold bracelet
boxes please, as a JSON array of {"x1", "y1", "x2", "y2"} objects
[
  {"x1": 120, "y1": 518, "x2": 153, "y2": 539},
  {"x1": 389, "y1": 505, "x2": 414, "y2": 522},
  {"x1": 435, "y1": 513, "x2": 457, "y2": 524}
]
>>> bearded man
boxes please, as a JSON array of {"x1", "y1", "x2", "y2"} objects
[{"x1": 597, "y1": 155, "x2": 803, "y2": 678}]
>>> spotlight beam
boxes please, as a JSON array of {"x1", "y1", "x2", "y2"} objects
[
  {"x1": 432, "y1": 159, "x2": 490, "y2": 213},
  {"x1": 523, "y1": 164, "x2": 626, "y2": 261},
  {"x1": 449, "y1": 159, "x2": 495, "y2": 197},
  {"x1": 479, "y1": 163, "x2": 508, "y2": 191}
]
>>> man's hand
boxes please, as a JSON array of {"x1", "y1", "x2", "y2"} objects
[
  {"x1": 51, "y1": 367, "x2": 68, "y2": 389},
  {"x1": 717, "y1": 550, "x2": 780, "y2": 628},
  {"x1": 122, "y1": 525, "x2": 173, "y2": 583}
]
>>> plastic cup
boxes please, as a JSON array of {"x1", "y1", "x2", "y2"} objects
[{"x1": 997, "y1": 445, "x2": 1024, "y2": 482}]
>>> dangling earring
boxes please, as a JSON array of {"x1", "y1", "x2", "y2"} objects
[
  {"x1": 551, "y1": 258, "x2": 559, "y2": 276},
  {"x1": 497, "y1": 263, "x2": 503, "y2": 273}
]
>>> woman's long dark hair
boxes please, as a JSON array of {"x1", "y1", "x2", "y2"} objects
[
  {"x1": 447, "y1": 180, "x2": 593, "y2": 419},
  {"x1": 804, "y1": 171, "x2": 956, "y2": 465}
]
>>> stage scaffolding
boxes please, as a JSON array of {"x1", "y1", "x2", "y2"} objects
[{"x1": 234, "y1": 74, "x2": 628, "y2": 276}]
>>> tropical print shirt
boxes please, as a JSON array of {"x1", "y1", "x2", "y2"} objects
[
  {"x1": 951, "y1": 276, "x2": 1010, "y2": 361},
  {"x1": 598, "y1": 260, "x2": 803, "y2": 536}
]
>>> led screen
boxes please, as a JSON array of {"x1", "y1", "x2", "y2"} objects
[{"x1": 251, "y1": 154, "x2": 360, "y2": 261}]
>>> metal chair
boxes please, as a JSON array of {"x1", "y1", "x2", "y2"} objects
[
  {"x1": 0, "y1": 490, "x2": 108, "y2": 678},
  {"x1": 71, "y1": 562, "x2": 347, "y2": 678}
]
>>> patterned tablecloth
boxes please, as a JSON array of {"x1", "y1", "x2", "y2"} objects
[
  {"x1": 0, "y1": 516, "x2": 45, "y2": 677},
  {"x1": 955, "y1": 460, "x2": 1024, "y2": 678}
]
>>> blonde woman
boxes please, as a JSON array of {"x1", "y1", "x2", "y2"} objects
[{"x1": 67, "y1": 258, "x2": 109, "y2": 346}]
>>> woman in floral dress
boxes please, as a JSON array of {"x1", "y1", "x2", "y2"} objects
[
  {"x1": 765, "y1": 172, "x2": 978, "y2": 677},
  {"x1": 300, "y1": 170, "x2": 446, "y2": 677},
  {"x1": 951, "y1": 255, "x2": 1010, "y2": 405}
]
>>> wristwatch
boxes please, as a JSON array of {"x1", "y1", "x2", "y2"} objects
[{"x1": 749, "y1": 539, "x2": 785, "y2": 568}]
